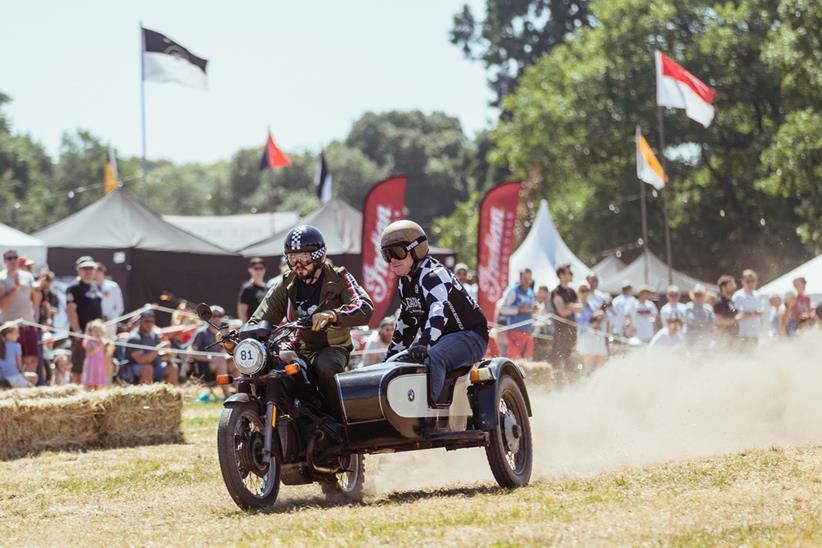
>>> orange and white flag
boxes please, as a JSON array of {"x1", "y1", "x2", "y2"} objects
[
  {"x1": 636, "y1": 126, "x2": 666, "y2": 190},
  {"x1": 104, "y1": 146, "x2": 119, "y2": 194}
]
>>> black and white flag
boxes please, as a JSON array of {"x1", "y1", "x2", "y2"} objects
[
  {"x1": 314, "y1": 152, "x2": 332, "y2": 203},
  {"x1": 142, "y1": 27, "x2": 208, "y2": 89}
]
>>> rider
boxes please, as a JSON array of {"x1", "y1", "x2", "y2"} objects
[
  {"x1": 247, "y1": 225, "x2": 373, "y2": 419},
  {"x1": 381, "y1": 220, "x2": 488, "y2": 400}
]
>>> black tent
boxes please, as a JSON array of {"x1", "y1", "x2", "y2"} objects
[{"x1": 34, "y1": 189, "x2": 246, "y2": 312}]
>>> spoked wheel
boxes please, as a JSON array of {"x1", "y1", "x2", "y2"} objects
[
  {"x1": 485, "y1": 375, "x2": 532, "y2": 488},
  {"x1": 320, "y1": 453, "x2": 365, "y2": 502},
  {"x1": 217, "y1": 404, "x2": 281, "y2": 510}
]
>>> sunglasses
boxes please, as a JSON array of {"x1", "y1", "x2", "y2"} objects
[
  {"x1": 286, "y1": 252, "x2": 313, "y2": 268},
  {"x1": 4, "y1": 255, "x2": 18, "y2": 261}
]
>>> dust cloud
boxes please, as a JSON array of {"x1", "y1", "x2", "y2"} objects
[{"x1": 369, "y1": 333, "x2": 822, "y2": 493}]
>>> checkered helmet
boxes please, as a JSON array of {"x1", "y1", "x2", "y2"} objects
[{"x1": 283, "y1": 225, "x2": 326, "y2": 265}]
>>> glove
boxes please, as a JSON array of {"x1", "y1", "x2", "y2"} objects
[
  {"x1": 311, "y1": 310, "x2": 337, "y2": 332},
  {"x1": 407, "y1": 344, "x2": 429, "y2": 363}
]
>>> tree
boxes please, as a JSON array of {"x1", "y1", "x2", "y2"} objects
[
  {"x1": 491, "y1": 0, "x2": 814, "y2": 281},
  {"x1": 450, "y1": 0, "x2": 593, "y2": 108}
]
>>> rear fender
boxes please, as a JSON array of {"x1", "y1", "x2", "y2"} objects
[{"x1": 469, "y1": 358, "x2": 532, "y2": 431}]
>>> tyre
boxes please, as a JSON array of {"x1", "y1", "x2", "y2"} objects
[
  {"x1": 485, "y1": 375, "x2": 533, "y2": 488},
  {"x1": 320, "y1": 453, "x2": 365, "y2": 502},
  {"x1": 217, "y1": 404, "x2": 281, "y2": 510}
]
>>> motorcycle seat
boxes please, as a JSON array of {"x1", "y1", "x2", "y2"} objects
[{"x1": 429, "y1": 364, "x2": 473, "y2": 408}]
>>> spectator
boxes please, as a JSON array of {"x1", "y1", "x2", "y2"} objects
[
  {"x1": 0, "y1": 248, "x2": 39, "y2": 376},
  {"x1": 50, "y1": 349, "x2": 72, "y2": 386},
  {"x1": 66, "y1": 256, "x2": 103, "y2": 383},
  {"x1": 575, "y1": 281, "x2": 607, "y2": 371},
  {"x1": 649, "y1": 317, "x2": 685, "y2": 348},
  {"x1": 550, "y1": 264, "x2": 581, "y2": 381},
  {"x1": 779, "y1": 291, "x2": 798, "y2": 337},
  {"x1": 791, "y1": 277, "x2": 816, "y2": 330},
  {"x1": 189, "y1": 306, "x2": 233, "y2": 396},
  {"x1": 454, "y1": 263, "x2": 478, "y2": 302},
  {"x1": 611, "y1": 281, "x2": 637, "y2": 337},
  {"x1": 359, "y1": 317, "x2": 394, "y2": 368},
  {"x1": 17, "y1": 256, "x2": 35, "y2": 273},
  {"x1": 714, "y1": 274, "x2": 738, "y2": 339},
  {"x1": 660, "y1": 285, "x2": 686, "y2": 328},
  {"x1": 586, "y1": 274, "x2": 611, "y2": 311},
  {"x1": 767, "y1": 294, "x2": 782, "y2": 338},
  {"x1": 499, "y1": 268, "x2": 536, "y2": 360},
  {"x1": 628, "y1": 285, "x2": 659, "y2": 343},
  {"x1": 82, "y1": 319, "x2": 110, "y2": 389},
  {"x1": 493, "y1": 296, "x2": 509, "y2": 357},
  {"x1": 94, "y1": 263, "x2": 124, "y2": 322},
  {"x1": 532, "y1": 285, "x2": 553, "y2": 361},
  {"x1": 124, "y1": 310, "x2": 179, "y2": 385},
  {"x1": 0, "y1": 322, "x2": 30, "y2": 388},
  {"x1": 238, "y1": 257, "x2": 268, "y2": 323},
  {"x1": 732, "y1": 269, "x2": 764, "y2": 348},
  {"x1": 684, "y1": 284, "x2": 715, "y2": 346},
  {"x1": 32, "y1": 271, "x2": 59, "y2": 386}
]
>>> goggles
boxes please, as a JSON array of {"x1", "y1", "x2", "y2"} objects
[
  {"x1": 286, "y1": 252, "x2": 313, "y2": 268},
  {"x1": 380, "y1": 236, "x2": 427, "y2": 263}
]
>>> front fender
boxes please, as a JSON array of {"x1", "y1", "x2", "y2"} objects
[
  {"x1": 223, "y1": 392, "x2": 261, "y2": 411},
  {"x1": 481, "y1": 357, "x2": 532, "y2": 416}
]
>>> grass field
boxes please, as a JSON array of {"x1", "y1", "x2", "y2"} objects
[{"x1": 1, "y1": 397, "x2": 821, "y2": 546}]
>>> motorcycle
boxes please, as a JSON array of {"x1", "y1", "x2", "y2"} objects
[{"x1": 196, "y1": 303, "x2": 533, "y2": 510}]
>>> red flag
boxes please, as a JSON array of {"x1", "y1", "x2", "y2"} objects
[
  {"x1": 655, "y1": 51, "x2": 716, "y2": 127},
  {"x1": 361, "y1": 175, "x2": 408, "y2": 328},
  {"x1": 259, "y1": 131, "x2": 291, "y2": 170},
  {"x1": 477, "y1": 181, "x2": 521, "y2": 320}
]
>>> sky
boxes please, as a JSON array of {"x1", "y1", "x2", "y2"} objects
[{"x1": 0, "y1": 0, "x2": 494, "y2": 165}]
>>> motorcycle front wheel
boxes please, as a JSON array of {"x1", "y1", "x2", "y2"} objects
[{"x1": 217, "y1": 403, "x2": 281, "y2": 510}]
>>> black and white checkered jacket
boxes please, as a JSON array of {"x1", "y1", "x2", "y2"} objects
[{"x1": 386, "y1": 257, "x2": 488, "y2": 357}]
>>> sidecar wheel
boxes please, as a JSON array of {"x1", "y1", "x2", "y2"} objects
[
  {"x1": 320, "y1": 453, "x2": 365, "y2": 502},
  {"x1": 485, "y1": 375, "x2": 532, "y2": 488},
  {"x1": 217, "y1": 404, "x2": 281, "y2": 510}
]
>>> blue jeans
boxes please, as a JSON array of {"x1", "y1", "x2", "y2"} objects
[{"x1": 426, "y1": 330, "x2": 487, "y2": 399}]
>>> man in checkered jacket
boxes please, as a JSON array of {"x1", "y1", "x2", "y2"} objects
[{"x1": 381, "y1": 220, "x2": 488, "y2": 400}]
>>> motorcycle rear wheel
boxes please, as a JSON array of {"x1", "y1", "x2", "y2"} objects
[
  {"x1": 320, "y1": 453, "x2": 365, "y2": 502},
  {"x1": 485, "y1": 375, "x2": 533, "y2": 488},
  {"x1": 217, "y1": 404, "x2": 281, "y2": 510}
]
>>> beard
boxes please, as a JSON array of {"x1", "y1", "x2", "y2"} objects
[{"x1": 293, "y1": 263, "x2": 316, "y2": 281}]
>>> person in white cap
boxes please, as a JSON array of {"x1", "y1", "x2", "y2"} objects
[
  {"x1": 611, "y1": 280, "x2": 637, "y2": 336},
  {"x1": 660, "y1": 285, "x2": 686, "y2": 328},
  {"x1": 627, "y1": 285, "x2": 659, "y2": 343},
  {"x1": 684, "y1": 283, "x2": 714, "y2": 346}
]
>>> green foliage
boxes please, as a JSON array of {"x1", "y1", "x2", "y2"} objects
[
  {"x1": 431, "y1": 192, "x2": 482, "y2": 267},
  {"x1": 451, "y1": 0, "x2": 593, "y2": 107}
]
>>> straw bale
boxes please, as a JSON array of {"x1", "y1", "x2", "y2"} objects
[
  {"x1": 519, "y1": 361, "x2": 554, "y2": 385},
  {"x1": 0, "y1": 384, "x2": 82, "y2": 401},
  {"x1": 0, "y1": 385, "x2": 183, "y2": 461}
]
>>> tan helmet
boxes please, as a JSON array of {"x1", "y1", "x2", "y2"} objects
[{"x1": 380, "y1": 220, "x2": 429, "y2": 261}]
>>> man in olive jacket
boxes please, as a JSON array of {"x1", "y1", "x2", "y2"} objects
[{"x1": 248, "y1": 225, "x2": 373, "y2": 418}]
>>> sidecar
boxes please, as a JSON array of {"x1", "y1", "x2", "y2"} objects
[{"x1": 335, "y1": 357, "x2": 533, "y2": 487}]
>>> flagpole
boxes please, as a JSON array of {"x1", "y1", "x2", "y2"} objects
[
  {"x1": 140, "y1": 22, "x2": 148, "y2": 205},
  {"x1": 639, "y1": 151, "x2": 649, "y2": 284},
  {"x1": 657, "y1": 106, "x2": 673, "y2": 284}
]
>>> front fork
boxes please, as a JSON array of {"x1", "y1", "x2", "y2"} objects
[{"x1": 263, "y1": 401, "x2": 276, "y2": 464}]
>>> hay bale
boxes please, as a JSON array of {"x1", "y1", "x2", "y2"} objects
[
  {"x1": 95, "y1": 385, "x2": 183, "y2": 447},
  {"x1": 519, "y1": 361, "x2": 555, "y2": 385},
  {"x1": 0, "y1": 395, "x2": 98, "y2": 460},
  {"x1": 0, "y1": 384, "x2": 82, "y2": 401},
  {"x1": 0, "y1": 385, "x2": 184, "y2": 461}
]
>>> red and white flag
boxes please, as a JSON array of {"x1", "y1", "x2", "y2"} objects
[
  {"x1": 476, "y1": 181, "x2": 521, "y2": 321},
  {"x1": 655, "y1": 51, "x2": 716, "y2": 127},
  {"x1": 361, "y1": 176, "x2": 407, "y2": 328}
]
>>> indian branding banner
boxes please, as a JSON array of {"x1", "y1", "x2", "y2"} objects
[
  {"x1": 361, "y1": 175, "x2": 408, "y2": 328},
  {"x1": 477, "y1": 181, "x2": 521, "y2": 320}
]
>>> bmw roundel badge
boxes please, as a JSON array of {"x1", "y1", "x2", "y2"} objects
[{"x1": 408, "y1": 389, "x2": 415, "y2": 402}]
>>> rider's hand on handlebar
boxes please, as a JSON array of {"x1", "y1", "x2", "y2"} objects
[
  {"x1": 407, "y1": 344, "x2": 428, "y2": 363},
  {"x1": 311, "y1": 310, "x2": 337, "y2": 332}
]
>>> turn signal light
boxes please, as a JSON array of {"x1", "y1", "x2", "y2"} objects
[
  {"x1": 216, "y1": 374, "x2": 234, "y2": 385},
  {"x1": 284, "y1": 363, "x2": 300, "y2": 376},
  {"x1": 470, "y1": 368, "x2": 493, "y2": 383}
]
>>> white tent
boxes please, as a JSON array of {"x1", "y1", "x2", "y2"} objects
[
  {"x1": 0, "y1": 222, "x2": 47, "y2": 267},
  {"x1": 599, "y1": 249, "x2": 717, "y2": 295},
  {"x1": 508, "y1": 199, "x2": 592, "y2": 288},
  {"x1": 760, "y1": 254, "x2": 822, "y2": 303},
  {"x1": 591, "y1": 255, "x2": 626, "y2": 281},
  {"x1": 164, "y1": 211, "x2": 299, "y2": 252}
]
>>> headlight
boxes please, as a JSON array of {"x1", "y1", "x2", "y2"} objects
[{"x1": 233, "y1": 339, "x2": 267, "y2": 375}]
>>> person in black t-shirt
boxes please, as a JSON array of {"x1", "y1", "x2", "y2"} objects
[
  {"x1": 713, "y1": 274, "x2": 738, "y2": 339},
  {"x1": 550, "y1": 263, "x2": 581, "y2": 383},
  {"x1": 237, "y1": 257, "x2": 268, "y2": 323},
  {"x1": 65, "y1": 256, "x2": 103, "y2": 383}
]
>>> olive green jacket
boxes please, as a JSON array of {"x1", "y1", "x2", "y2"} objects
[{"x1": 248, "y1": 264, "x2": 373, "y2": 351}]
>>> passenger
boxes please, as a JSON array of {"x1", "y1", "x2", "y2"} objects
[
  {"x1": 381, "y1": 220, "x2": 488, "y2": 400},
  {"x1": 248, "y1": 225, "x2": 373, "y2": 419}
]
